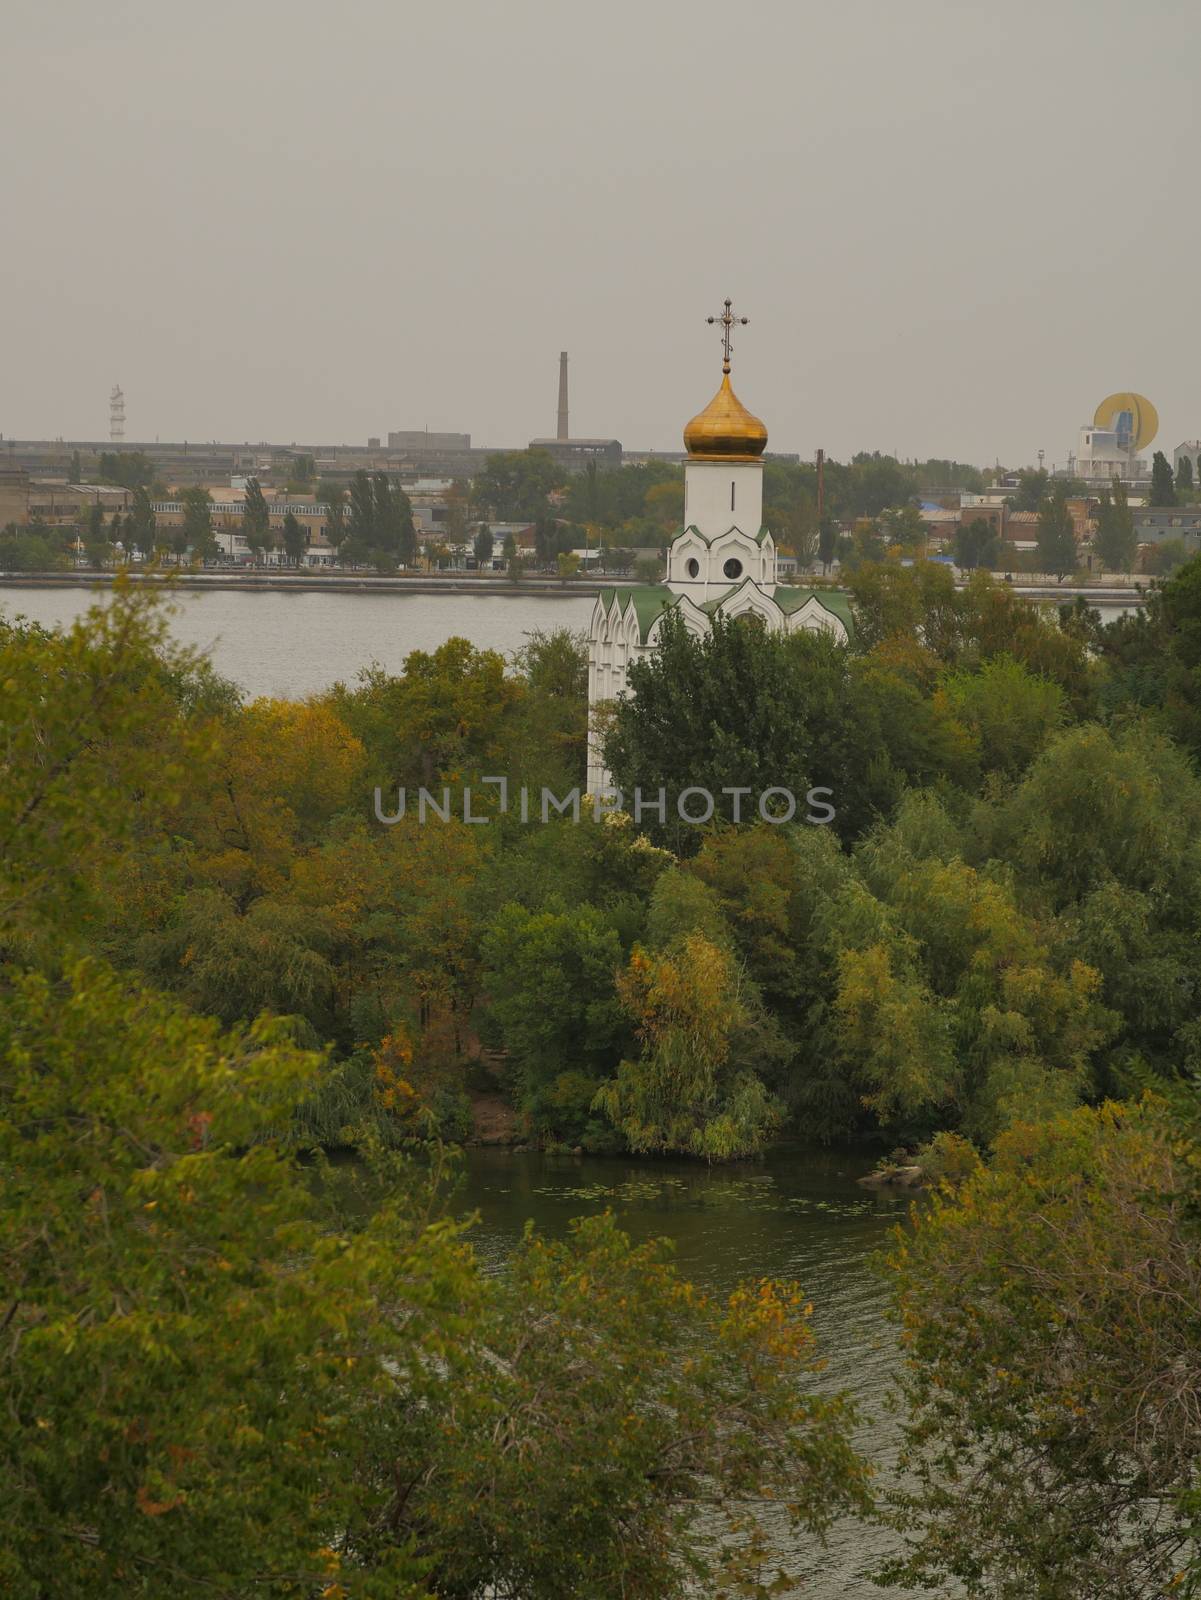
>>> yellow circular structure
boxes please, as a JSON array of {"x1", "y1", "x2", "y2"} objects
[
  {"x1": 1093, "y1": 392, "x2": 1159, "y2": 451},
  {"x1": 683, "y1": 369, "x2": 768, "y2": 460}
]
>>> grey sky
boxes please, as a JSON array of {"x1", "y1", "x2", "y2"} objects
[{"x1": 4, "y1": 0, "x2": 1199, "y2": 467}]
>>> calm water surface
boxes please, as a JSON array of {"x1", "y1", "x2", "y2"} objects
[
  {"x1": 1, "y1": 582, "x2": 1135, "y2": 701},
  {"x1": 0, "y1": 586, "x2": 596, "y2": 698},
  {"x1": 458, "y1": 1147, "x2": 916, "y2": 1597}
]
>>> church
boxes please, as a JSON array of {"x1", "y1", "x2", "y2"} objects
[{"x1": 586, "y1": 301, "x2": 853, "y2": 795}]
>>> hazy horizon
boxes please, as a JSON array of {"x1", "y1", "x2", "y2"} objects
[{"x1": 4, "y1": 0, "x2": 1199, "y2": 468}]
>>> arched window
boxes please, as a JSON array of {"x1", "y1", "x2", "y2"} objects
[{"x1": 685, "y1": 557, "x2": 700, "y2": 578}]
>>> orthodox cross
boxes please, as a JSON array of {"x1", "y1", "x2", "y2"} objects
[{"x1": 707, "y1": 297, "x2": 747, "y2": 372}]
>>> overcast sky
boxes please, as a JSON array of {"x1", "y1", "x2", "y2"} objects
[{"x1": 4, "y1": 0, "x2": 1199, "y2": 466}]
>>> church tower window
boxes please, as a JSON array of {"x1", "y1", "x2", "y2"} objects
[
  {"x1": 686, "y1": 557, "x2": 700, "y2": 578},
  {"x1": 723, "y1": 557, "x2": 743, "y2": 580}
]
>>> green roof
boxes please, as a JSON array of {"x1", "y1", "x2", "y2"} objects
[
  {"x1": 596, "y1": 583, "x2": 855, "y2": 644},
  {"x1": 597, "y1": 585, "x2": 679, "y2": 643},
  {"x1": 773, "y1": 586, "x2": 855, "y2": 635}
]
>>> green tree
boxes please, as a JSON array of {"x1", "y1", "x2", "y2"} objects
[
  {"x1": 479, "y1": 899, "x2": 627, "y2": 1119},
  {"x1": 280, "y1": 510, "x2": 307, "y2": 565},
  {"x1": 241, "y1": 477, "x2": 270, "y2": 564},
  {"x1": 1007, "y1": 466, "x2": 1048, "y2": 512},
  {"x1": 953, "y1": 515, "x2": 1000, "y2": 570},
  {"x1": 473, "y1": 523, "x2": 494, "y2": 565},
  {"x1": 1092, "y1": 477, "x2": 1136, "y2": 572},
  {"x1": 83, "y1": 501, "x2": 111, "y2": 570},
  {"x1": 318, "y1": 479, "x2": 346, "y2": 552},
  {"x1": 1151, "y1": 449, "x2": 1177, "y2": 506},
  {"x1": 342, "y1": 470, "x2": 377, "y2": 565},
  {"x1": 474, "y1": 449, "x2": 564, "y2": 521},
  {"x1": 1144, "y1": 537, "x2": 1191, "y2": 576},
  {"x1": 884, "y1": 1102, "x2": 1201, "y2": 1599},
  {"x1": 373, "y1": 473, "x2": 416, "y2": 569},
  {"x1": 127, "y1": 484, "x2": 156, "y2": 558},
  {"x1": 97, "y1": 450, "x2": 154, "y2": 489},
  {"x1": 817, "y1": 515, "x2": 838, "y2": 572},
  {"x1": 1036, "y1": 483, "x2": 1077, "y2": 579},
  {"x1": 937, "y1": 654, "x2": 1066, "y2": 780},
  {"x1": 1177, "y1": 453, "x2": 1196, "y2": 499},
  {"x1": 879, "y1": 502, "x2": 926, "y2": 553},
  {"x1": 556, "y1": 549, "x2": 581, "y2": 582}
]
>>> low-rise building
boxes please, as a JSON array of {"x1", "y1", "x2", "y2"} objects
[
  {"x1": 1132, "y1": 507, "x2": 1201, "y2": 547},
  {"x1": 0, "y1": 467, "x2": 30, "y2": 527}
]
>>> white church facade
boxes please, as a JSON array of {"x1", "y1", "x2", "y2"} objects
[{"x1": 586, "y1": 302, "x2": 853, "y2": 795}]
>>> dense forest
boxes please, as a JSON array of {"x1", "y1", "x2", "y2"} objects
[{"x1": 4, "y1": 562, "x2": 1201, "y2": 1596}]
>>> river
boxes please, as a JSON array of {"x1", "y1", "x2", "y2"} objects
[
  {"x1": 458, "y1": 1146, "x2": 916, "y2": 1597},
  {"x1": 0, "y1": 581, "x2": 1135, "y2": 700},
  {"x1": 0, "y1": 585, "x2": 597, "y2": 698}
]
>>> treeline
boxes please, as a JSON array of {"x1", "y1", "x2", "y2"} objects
[
  {"x1": 470, "y1": 447, "x2": 983, "y2": 555},
  {"x1": 9, "y1": 561, "x2": 1201, "y2": 1165}
]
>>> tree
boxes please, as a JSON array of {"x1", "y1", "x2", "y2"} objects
[
  {"x1": 373, "y1": 473, "x2": 416, "y2": 569},
  {"x1": 1036, "y1": 483, "x2": 1077, "y2": 580},
  {"x1": 83, "y1": 501, "x2": 111, "y2": 570},
  {"x1": 176, "y1": 487, "x2": 217, "y2": 564},
  {"x1": 633, "y1": 554, "x2": 663, "y2": 584},
  {"x1": 241, "y1": 477, "x2": 270, "y2": 564},
  {"x1": 1151, "y1": 450, "x2": 1176, "y2": 506},
  {"x1": 644, "y1": 478, "x2": 684, "y2": 530},
  {"x1": 596, "y1": 930, "x2": 784, "y2": 1160},
  {"x1": 1007, "y1": 466, "x2": 1048, "y2": 512},
  {"x1": 342, "y1": 470, "x2": 377, "y2": 565},
  {"x1": 318, "y1": 479, "x2": 346, "y2": 552},
  {"x1": 281, "y1": 510, "x2": 307, "y2": 566},
  {"x1": 479, "y1": 899, "x2": 628, "y2": 1124},
  {"x1": 97, "y1": 450, "x2": 154, "y2": 490},
  {"x1": 1176, "y1": 453, "x2": 1195, "y2": 499},
  {"x1": 473, "y1": 523, "x2": 494, "y2": 565},
  {"x1": 1092, "y1": 477, "x2": 1136, "y2": 573},
  {"x1": 127, "y1": 484, "x2": 156, "y2": 558},
  {"x1": 879, "y1": 502, "x2": 926, "y2": 554},
  {"x1": 817, "y1": 516, "x2": 838, "y2": 572},
  {"x1": 1143, "y1": 537, "x2": 1191, "y2": 577},
  {"x1": 556, "y1": 550, "x2": 581, "y2": 582},
  {"x1": 954, "y1": 515, "x2": 1000, "y2": 570},
  {"x1": 937, "y1": 655, "x2": 1066, "y2": 780},
  {"x1": 473, "y1": 449, "x2": 564, "y2": 522},
  {"x1": 884, "y1": 1102, "x2": 1201, "y2": 1599}
]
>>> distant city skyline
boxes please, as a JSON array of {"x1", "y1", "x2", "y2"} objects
[{"x1": 4, "y1": 0, "x2": 1199, "y2": 465}]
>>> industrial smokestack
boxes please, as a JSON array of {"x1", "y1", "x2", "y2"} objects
[{"x1": 556, "y1": 351, "x2": 569, "y2": 441}]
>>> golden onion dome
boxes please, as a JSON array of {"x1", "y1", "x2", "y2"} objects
[{"x1": 683, "y1": 363, "x2": 768, "y2": 461}]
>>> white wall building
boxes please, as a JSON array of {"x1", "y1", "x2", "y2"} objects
[
  {"x1": 1067, "y1": 423, "x2": 1151, "y2": 487},
  {"x1": 1173, "y1": 441, "x2": 1201, "y2": 484},
  {"x1": 585, "y1": 329, "x2": 853, "y2": 795}
]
